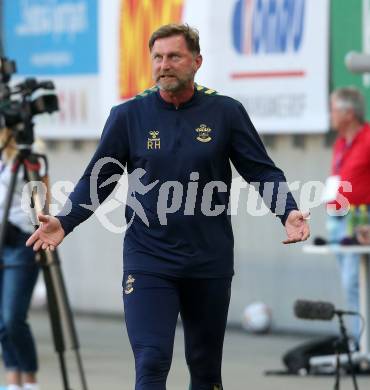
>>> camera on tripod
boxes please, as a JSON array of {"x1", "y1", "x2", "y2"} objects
[
  {"x1": 0, "y1": 56, "x2": 59, "y2": 145},
  {"x1": 0, "y1": 56, "x2": 88, "y2": 390}
]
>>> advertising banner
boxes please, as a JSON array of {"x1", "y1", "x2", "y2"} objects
[
  {"x1": 3, "y1": 0, "x2": 100, "y2": 138},
  {"x1": 331, "y1": 0, "x2": 370, "y2": 121},
  {"x1": 2, "y1": 0, "x2": 330, "y2": 138},
  {"x1": 185, "y1": 0, "x2": 330, "y2": 133}
]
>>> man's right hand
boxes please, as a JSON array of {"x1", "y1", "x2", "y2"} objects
[{"x1": 26, "y1": 214, "x2": 65, "y2": 252}]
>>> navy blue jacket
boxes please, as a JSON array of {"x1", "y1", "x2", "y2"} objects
[{"x1": 57, "y1": 85, "x2": 298, "y2": 278}]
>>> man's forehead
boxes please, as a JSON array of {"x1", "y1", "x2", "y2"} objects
[
  {"x1": 332, "y1": 98, "x2": 353, "y2": 112},
  {"x1": 151, "y1": 35, "x2": 188, "y2": 52}
]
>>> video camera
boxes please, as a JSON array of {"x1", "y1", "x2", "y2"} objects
[{"x1": 0, "y1": 57, "x2": 59, "y2": 145}]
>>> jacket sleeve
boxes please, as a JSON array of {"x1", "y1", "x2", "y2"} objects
[
  {"x1": 56, "y1": 106, "x2": 129, "y2": 235},
  {"x1": 229, "y1": 100, "x2": 298, "y2": 225}
]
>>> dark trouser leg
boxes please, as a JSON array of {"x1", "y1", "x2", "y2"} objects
[
  {"x1": 180, "y1": 278, "x2": 232, "y2": 390},
  {"x1": 123, "y1": 273, "x2": 180, "y2": 390}
]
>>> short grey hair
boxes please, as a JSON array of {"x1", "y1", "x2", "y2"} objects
[
  {"x1": 331, "y1": 87, "x2": 366, "y2": 123},
  {"x1": 149, "y1": 24, "x2": 200, "y2": 55}
]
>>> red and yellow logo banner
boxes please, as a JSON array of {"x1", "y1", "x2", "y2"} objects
[{"x1": 119, "y1": 0, "x2": 184, "y2": 99}]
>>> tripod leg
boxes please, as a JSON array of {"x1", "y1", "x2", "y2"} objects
[
  {"x1": 334, "y1": 350, "x2": 340, "y2": 390},
  {"x1": 41, "y1": 256, "x2": 72, "y2": 390},
  {"x1": 337, "y1": 315, "x2": 359, "y2": 390},
  {"x1": 58, "y1": 352, "x2": 72, "y2": 390},
  {"x1": 345, "y1": 348, "x2": 359, "y2": 390},
  {"x1": 75, "y1": 349, "x2": 88, "y2": 390},
  {"x1": 24, "y1": 154, "x2": 88, "y2": 390}
]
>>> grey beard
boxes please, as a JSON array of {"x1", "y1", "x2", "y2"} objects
[
  {"x1": 156, "y1": 71, "x2": 195, "y2": 92},
  {"x1": 157, "y1": 79, "x2": 185, "y2": 92}
]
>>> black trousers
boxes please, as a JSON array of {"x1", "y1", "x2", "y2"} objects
[{"x1": 123, "y1": 272, "x2": 232, "y2": 390}]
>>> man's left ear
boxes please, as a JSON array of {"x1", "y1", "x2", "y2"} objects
[{"x1": 195, "y1": 54, "x2": 203, "y2": 70}]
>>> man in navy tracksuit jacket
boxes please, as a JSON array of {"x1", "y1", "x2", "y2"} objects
[{"x1": 27, "y1": 24, "x2": 310, "y2": 390}]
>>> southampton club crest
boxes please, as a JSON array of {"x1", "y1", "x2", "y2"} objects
[
  {"x1": 124, "y1": 275, "x2": 135, "y2": 295},
  {"x1": 195, "y1": 124, "x2": 212, "y2": 143}
]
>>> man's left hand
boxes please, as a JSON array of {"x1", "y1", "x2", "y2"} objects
[{"x1": 283, "y1": 210, "x2": 310, "y2": 244}]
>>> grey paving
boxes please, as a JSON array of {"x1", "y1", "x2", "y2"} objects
[{"x1": 2, "y1": 311, "x2": 370, "y2": 390}]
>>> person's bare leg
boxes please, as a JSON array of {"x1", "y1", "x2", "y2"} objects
[
  {"x1": 22, "y1": 372, "x2": 37, "y2": 384},
  {"x1": 6, "y1": 370, "x2": 21, "y2": 386}
]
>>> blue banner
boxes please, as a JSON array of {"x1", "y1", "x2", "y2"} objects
[{"x1": 4, "y1": 0, "x2": 98, "y2": 75}]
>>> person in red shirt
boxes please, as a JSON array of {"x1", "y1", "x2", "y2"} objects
[{"x1": 327, "y1": 86, "x2": 370, "y2": 341}]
